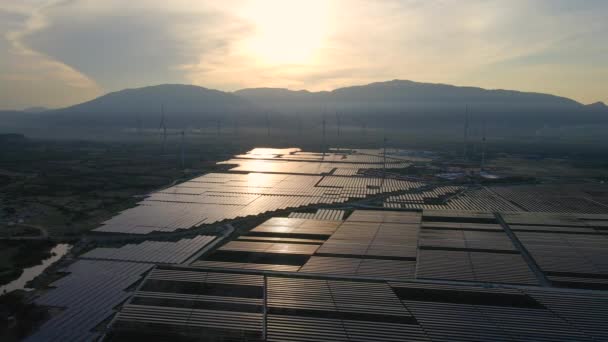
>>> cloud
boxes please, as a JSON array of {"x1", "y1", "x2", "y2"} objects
[
  {"x1": 0, "y1": 0, "x2": 102, "y2": 109},
  {"x1": 0, "y1": 0, "x2": 250, "y2": 108},
  {"x1": 0, "y1": 0, "x2": 607, "y2": 108},
  {"x1": 20, "y1": 0, "x2": 250, "y2": 91}
]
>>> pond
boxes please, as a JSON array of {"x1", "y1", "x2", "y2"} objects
[{"x1": 0, "y1": 243, "x2": 71, "y2": 295}]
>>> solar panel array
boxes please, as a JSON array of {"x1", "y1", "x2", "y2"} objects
[
  {"x1": 288, "y1": 209, "x2": 346, "y2": 221},
  {"x1": 193, "y1": 211, "x2": 421, "y2": 281},
  {"x1": 385, "y1": 187, "x2": 520, "y2": 211},
  {"x1": 26, "y1": 236, "x2": 219, "y2": 341},
  {"x1": 502, "y1": 212, "x2": 608, "y2": 289},
  {"x1": 25, "y1": 260, "x2": 152, "y2": 342},
  {"x1": 96, "y1": 172, "x2": 422, "y2": 234},
  {"x1": 80, "y1": 235, "x2": 216, "y2": 264},
  {"x1": 192, "y1": 210, "x2": 559, "y2": 285},
  {"x1": 111, "y1": 268, "x2": 264, "y2": 340},
  {"x1": 220, "y1": 159, "x2": 411, "y2": 175},
  {"x1": 235, "y1": 148, "x2": 413, "y2": 163},
  {"x1": 34, "y1": 207, "x2": 608, "y2": 341},
  {"x1": 193, "y1": 217, "x2": 334, "y2": 273},
  {"x1": 392, "y1": 282, "x2": 597, "y2": 342},
  {"x1": 384, "y1": 183, "x2": 608, "y2": 214},
  {"x1": 26, "y1": 147, "x2": 608, "y2": 341},
  {"x1": 107, "y1": 267, "x2": 608, "y2": 342},
  {"x1": 492, "y1": 184, "x2": 608, "y2": 214},
  {"x1": 416, "y1": 210, "x2": 539, "y2": 285},
  {"x1": 385, "y1": 186, "x2": 463, "y2": 205},
  {"x1": 222, "y1": 147, "x2": 417, "y2": 176}
]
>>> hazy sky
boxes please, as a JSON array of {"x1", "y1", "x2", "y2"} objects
[{"x1": 0, "y1": 0, "x2": 606, "y2": 110}]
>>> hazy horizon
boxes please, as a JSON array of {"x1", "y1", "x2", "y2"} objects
[
  {"x1": 1, "y1": 0, "x2": 607, "y2": 110},
  {"x1": 4, "y1": 78, "x2": 603, "y2": 112}
]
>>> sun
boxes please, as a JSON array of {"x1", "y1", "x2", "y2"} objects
[{"x1": 238, "y1": 0, "x2": 329, "y2": 65}]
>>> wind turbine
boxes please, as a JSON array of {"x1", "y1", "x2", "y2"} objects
[
  {"x1": 297, "y1": 114, "x2": 302, "y2": 136},
  {"x1": 335, "y1": 111, "x2": 341, "y2": 152},
  {"x1": 159, "y1": 104, "x2": 167, "y2": 153},
  {"x1": 265, "y1": 112, "x2": 271, "y2": 137},
  {"x1": 180, "y1": 130, "x2": 185, "y2": 169},
  {"x1": 481, "y1": 120, "x2": 487, "y2": 173},
  {"x1": 322, "y1": 112, "x2": 327, "y2": 157},
  {"x1": 383, "y1": 135, "x2": 388, "y2": 180},
  {"x1": 336, "y1": 111, "x2": 341, "y2": 137},
  {"x1": 136, "y1": 114, "x2": 142, "y2": 136},
  {"x1": 463, "y1": 105, "x2": 469, "y2": 160}
]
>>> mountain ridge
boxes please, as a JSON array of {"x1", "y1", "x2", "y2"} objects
[
  {"x1": 4, "y1": 80, "x2": 604, "y2": 113},
  {"x1": 237, "y1": 79, "x2": 583, "y2": 108},
  {"x1": 3, "y1": 80, "x2": 606, "y2": 131}
]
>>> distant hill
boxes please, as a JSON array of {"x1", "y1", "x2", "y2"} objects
[
  {"x1": 60, "y1": 84, "x2": 245, "y2": 114},
  {"x1": 237, "y1": 79, "x2": 582, "y2": 110},
  {"x1": 49, "y1": 84, "x2": 250, "y2": 127},
  {"x1": 585, "y1": 101, "x2": 608, "y2": 111},
  {"x1": 236, "y1": 80, "x2": 606, "y2": 129},
  {"x1": 9, "y1": 80, "x2": 608, "y2": 132},
  {"x1": 22, "y1": 106, "x2": 50, "y2": 113},
  {"x1": 234, "y1": 88, "x2": 324, "y2": 105}
]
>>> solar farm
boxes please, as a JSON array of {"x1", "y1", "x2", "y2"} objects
[{"x1": 25, "y1": 148, "x2": 608, "y2": 341}]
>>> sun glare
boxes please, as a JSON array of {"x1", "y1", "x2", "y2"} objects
[{"x1": 239, "y1": 0, "x2": 329, "y2": 65}]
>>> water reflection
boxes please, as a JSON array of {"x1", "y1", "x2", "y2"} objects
[{"x1": 0, "y1": 243, "x2": 71, "y2": 295}]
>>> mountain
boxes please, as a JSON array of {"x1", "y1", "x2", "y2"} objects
[
  {"x1": 332, "y1": 80, "x2": 580, "y2": 106},
  {"x1": 60, "y1": 84, "x2": 245, "y2": 114},
  {"x1": 11, "y1": 80, "x2": 607, "y2": 133},
  {"x1": 235, "y1": 80, "x2": 608, "y2": 130},
  {"x1": 585, "y1": 101, "x2": 608, "y2": 111},
  {"x1": 237, "y1": 80, "x2": 582, "y2": 110},
  {"x1": 234, "y1": 88, "x2": 325, "y2": 105},
  {"x1": 23, "y1": 106, "x2": 50, "y2": 113},
  {"x1": 48, "y1": 84, "x2": 250, "y2": 127}
]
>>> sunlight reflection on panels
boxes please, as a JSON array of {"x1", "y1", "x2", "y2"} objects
[
  {"x1": 220, "y1": 159, "x2": 411, "y2": 175},
  {"x1": 94, "y1": 149, "x2": 424, "y2": 234}
]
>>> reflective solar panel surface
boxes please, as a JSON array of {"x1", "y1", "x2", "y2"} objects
[{"x1": 25, "y1": 148, "x2": 608, "y2": 341}]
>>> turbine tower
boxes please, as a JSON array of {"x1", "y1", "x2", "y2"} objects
[
  {"x1": 136, "y1": 115, "x2": 142, "y2": 136},
  {"x1": 322, "y1": 112, "x2": 326, "y2": 157},
  {"x1": 233, "y1": 118, "x2": 238, "y2": 135},
  {"x1": 179, "y1": 130, "x2": 185, "y2": 169},
  {"x1": 383, "y1": 135, "x2": 387, "y2": 180},
  {"x1": 481, "y1": 120, "x2": 487, "y2": 173},
  {"x1": 335, "y1": 111, "x2": 341, "y2": 153},
  {"x1": 297, "y1": 115, "x2": 302, "y2": 136},
  {"x1": 463, "y1": 105, "x2": 469, "y2": 160},
  {"x1": 336, "y1": 111, "x2": 341, "y2": 137},
  {"x1": 265, "y1": 112, "x2": 270, "y2": 137},
  {"x1": 159, "y1": 104, "x2": 167, "y2": 153}
]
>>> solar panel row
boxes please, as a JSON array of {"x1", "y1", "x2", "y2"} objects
[
  {"x1": 96, "y1": 172, "x2": 422, "y2": 234},
  {"x1": 107, "y1": 267, "x2": 608, "y2": 342},
  {"x1": 81, "y1": 235, "x2": 216, "y2": 264},
  {"x1": 25, "y1": 260, "x2": 153, "y2": 342}
]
